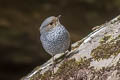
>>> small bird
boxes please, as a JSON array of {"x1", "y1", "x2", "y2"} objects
[{"x1": 40, "y1": 15, "x2": 71, "y2": 66}]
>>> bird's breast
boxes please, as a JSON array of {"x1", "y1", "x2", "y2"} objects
[
  {"x1": 47, "y1": 26, "x2": 67, "y2": 42},
  {"x1": 40, "y1": 26, "x2": 70, "y2": 55}
]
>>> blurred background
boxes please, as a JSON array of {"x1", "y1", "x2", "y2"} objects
[{"x1": 0, "y1": 0, "x2": 120, "y2": 80}]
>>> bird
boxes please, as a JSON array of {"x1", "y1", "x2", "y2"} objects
[{"x1": 40, "y1": 15, "x2": 71, "y2": 71}]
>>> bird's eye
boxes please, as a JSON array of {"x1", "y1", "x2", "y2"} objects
[{"x1": 49, "y1": 22, "x2": 53, "y2": 25}]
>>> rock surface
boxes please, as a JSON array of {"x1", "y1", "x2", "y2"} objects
[{"x1": 21, "y1": 15, "x2": 120, "y2": 80}]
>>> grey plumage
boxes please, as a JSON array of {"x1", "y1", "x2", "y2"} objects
[{"x1": 40, "y1": 15, "x2": 71, "y2": 56}]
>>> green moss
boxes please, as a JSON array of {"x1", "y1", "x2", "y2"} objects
[
  {"x1": 29, "y1": 69, "x2": 53, "y2": 80},
  {"x1": 99, "y1": 35, "x2": 111, "y2": 44},
  {"x1": 53, "y1": 58, "x2": 91, "y2": 80},
  {"x1": 40, "y1": 70, "x2": 53, "y2": 80},
  {"x1": 91, "y1": 35, "x2": 120, "y2": 61},
  {"x1": 33, "y1": 58, "x2": 92, "y2": 80}
]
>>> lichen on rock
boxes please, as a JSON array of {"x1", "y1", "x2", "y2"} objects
[{"x1": 91, "y1": 35, "x2": 120, "y2": 61}]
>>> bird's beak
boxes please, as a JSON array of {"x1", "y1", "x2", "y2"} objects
[
  {"x1": 56, "y1": 15, "x2": 61, "y2": 22},
  {"x1": 57, "y1": 15, "x2": 61, "y2": 19},
  {"x1": 57, "y1": 15, "x2": 61, "y2": 21}
]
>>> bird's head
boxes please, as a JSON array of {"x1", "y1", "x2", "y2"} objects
[{"x1": 40, "y1": 15, "x2": 61, "y2": 34}]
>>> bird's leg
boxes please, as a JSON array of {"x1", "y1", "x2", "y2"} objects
[{"x1": 64, "y1": 51, "x2": 69, "y2": 61}]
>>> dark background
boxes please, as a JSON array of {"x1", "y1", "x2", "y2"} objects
[{"x1": 0, "y1": 0, "x2": 120, "y2": 80}]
